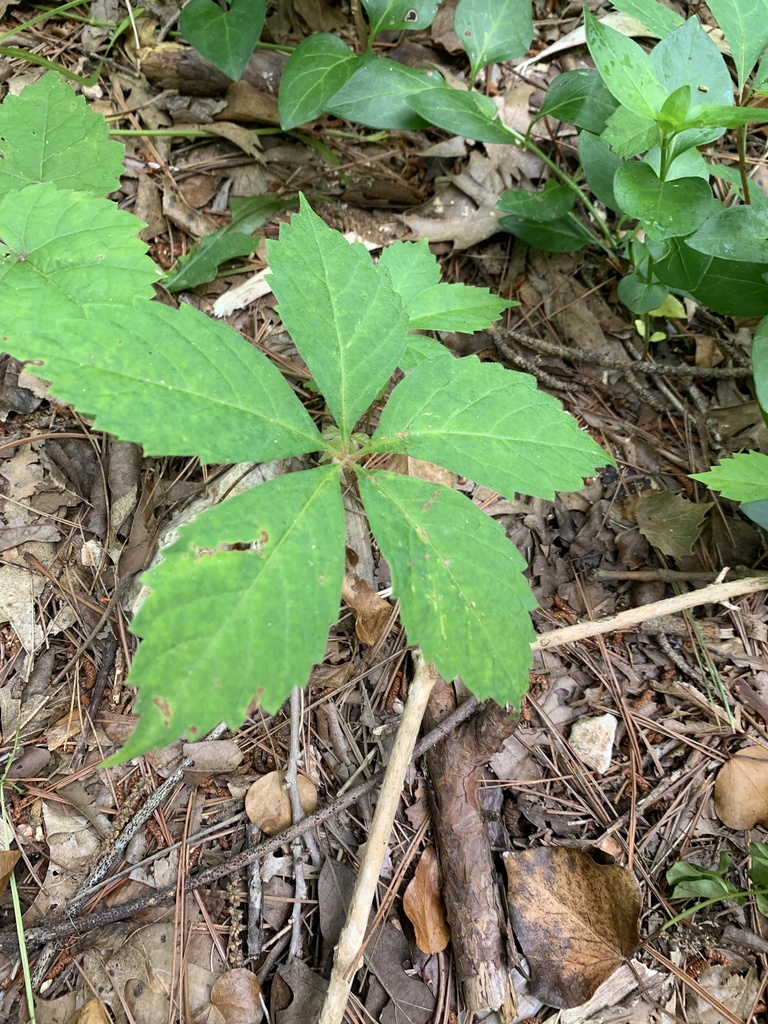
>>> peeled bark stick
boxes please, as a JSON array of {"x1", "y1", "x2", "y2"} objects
[
  {"x1": 318, "y1": 652, "x2": 440, "y2": 1024},
  {"x1": 425, "y1": 681, "x2": 519, "y2": 1021}
]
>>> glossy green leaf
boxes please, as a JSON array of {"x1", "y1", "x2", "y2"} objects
[
  {"x1": 278, "y1": 34, "x2": 359, "y2": 130},
  {"x1": 579, "y1": 131, "x2": 622, "y2": 211},
  {"x1": 0, "y1": 72, "x2": 124, "y2": 194},
  {"x1": 651, "y1": 237, "x2": 712, "y2": 292},
  {"x1": 378, "y1": 240, "x2": 513, "y2": 332},
  {"x1": 651, "y1": 17, "x2": 733, "y2": 154},
  {"x1": 691, "y1": 451, "x2": 768, "y2": 504},
  {"x1": 362, "y1": 0, "x2": 440, "y2": 37},
  {"x1": 617, "y1": 273, "x2": 668, "y2": 314},
  {"x1": 325, "y1": 57, "x2": 445, "y2": 129},
  {"x1": 710, "y1": 165, "x2": 768, "y2": 210},
  {"x1": 608, "y1": 0, "x2": 683, "y2": 38},
  {"x1": 359, "y1": 470, "x2": 536, "y2": 703},
  {"x1": 497, "y1": 183, "x2": 575, "y2": 222},
  {"x1": 0, "y1": 302, "x2": 324, "y2": 462},
  {"x1": 408, "y1": 87, "x2": 521, "y2": 144},
  {"x1": 752, "y1": 316, "x2": 768, "y2": 420},
  {"x1": 499, "y1": 212, "x2": 593, "y2": 252},
  {"x1": 584, "y1": 9, "x2": 666, "y2": 119},
  {"x1": 536, "y1": 69, "x2": 618, "y2": 135},
  {"x1": 601, "y1": 105, "x2": 660, "y2": 157},
  {"x1": 706, "y1": 0, "x2": 768, "y2": 88},
  {"x1": 179, "y1": 0, "x2": 265, "y2": 81},
  {"x1": 645, "y1": 144, "x2": 709, "y2": 180},
  {"x1": 682, "y1": 104, "x2": 768, "y2": 129},
  {"x1": 0, "y1": 183, "x2": 159, "y2": 318},
  {"x1": 454, "y1": 0, "x2": 533, "y2": 79},
  {"x1": 690, "y1": 257, "x2": 768, "y2": 316},
  {"x1": 741, "y1": 500, "x2": 768, "y2": 532},
  {"x1": 687, "y1": 206, "x2": 768, "y2": 263},
  {"x1": 370, "y1": 356, "x2": 609, "y2": 500},
  {"x1": 657, "y1": 85, "x2": 691, "y2": 131},
  {"x1": 117, "y1": 466, "x2": 346, "y2": 760},
  {"x1": 164, "y1": 231, "x2": 257, "y2": 292},
  {"x1": 667, "y1": 854, "x2": 740, "y2": 902},
  {"x1": 267, "y1": 195, "x2": 407, "y2": 433},
  {"x1": 613, "y1": 162, "x2": 713, "y2": 240}
]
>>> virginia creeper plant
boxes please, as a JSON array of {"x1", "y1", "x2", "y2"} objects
[{"x1": 0, "y1": 74, "x2": 608, "y2": 762}]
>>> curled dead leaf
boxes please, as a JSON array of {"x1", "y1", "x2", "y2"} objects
[
  {"x1": 403, "y1": 845, "x2": 450, "y2": 954},
  {"x1": 245, "y1": 770, "x2": 317, "y2": 835},
  {"x1": 504, "y1": 846, "x2": 641, "y2": 1009},
  {"x1": 209, "y1": 967, "x2": 264, "y2": 1024},
  {"x1": 63, "y1": 999, "x2": 111, "y2": 1024},
  {"x1": 341, "y1": 572, "x2": 392, "y2": 646},
  {"x1": 714, "y1": 745, "x2": 768, "y2": 829},
  {"x1": 0, "y1": 850, "x2": 20, "y2": 899}
]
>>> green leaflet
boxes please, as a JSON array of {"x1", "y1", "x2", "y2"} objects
[
  {"x1": 0, "y1": 73, "x2": 124, "y2": 194},
  {"x1": 378, "y1": 240, "x2": 513, "y2": 332},
  {"x1": 691, "y1": 451, "x2": 768, "y2": 504},
  {"x1": 1, "y1": 302, "x2": 324, "y2": 463},
  {"x1": 359, "y1": 470, "x2": 536, "y2": 704},
  {"x1": 278, "y1": 34, "x2": 359, "y2": 130},
  {"x1": 267, "y1": 195, "x2": 408, "y2": 434},
  {"x1": 325, "y1": 57, "x2": 445, "y2": 130},
  {"x1": 408, "y1": 88, "x2": 521, "y2": 144},
  {"x1": 454, "y1": 0, "x2": 533, "y2": 79},
  {"x1": 116, "y1": 466, "x2": 346, "y2": 761},
  {"x1": 0, "y1": 183, "x2": 159, "y2": 317},
  {"x1": 687, "y1": 206, "x2": 768, "y2": 263},
  {"x1": 706, "y1": 0, "x2": 768, "y2": 88},
  {"x1": 584, "y1": 10, "x2": 666, "y2": 120},
  {"x1": 362, "y1": 0, "x2": 440, "y2": 36},
  {"x1": 178, "y1": 0, "x2": 265, "y2": 81},
  {"x1": 370, "y1": 356, "x2": 610, "y2": 500},
  {"x1": 612, "y1": 163, "x2": 714, "y2": 241}
]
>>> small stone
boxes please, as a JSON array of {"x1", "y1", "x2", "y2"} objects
[{"x1": 569, "y1": 713, "x2": 617, "y2": 774}]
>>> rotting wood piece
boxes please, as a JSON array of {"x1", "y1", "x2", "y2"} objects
[
  {"x1": 136, "y1": 43, "x2": 288, "y2": 97},
  {"x1": 424, "y1": 680, "x2": 519, "y2": 1021}
]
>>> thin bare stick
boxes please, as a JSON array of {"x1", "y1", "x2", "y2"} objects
[
  {"x1": 317, "y1": 651, "x2": 440, "y2": 1024},
  {"x1": 533, "y1": 575, "x2": 768, "y2": 651}
]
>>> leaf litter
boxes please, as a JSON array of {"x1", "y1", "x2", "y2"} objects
[{"x1": 1, "y1": 3, "x2": 768, "y2": 1023}]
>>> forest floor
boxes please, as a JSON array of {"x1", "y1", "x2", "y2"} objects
[{"x1": 1, "y1": 1, "x2": 768, "y2": 1023}]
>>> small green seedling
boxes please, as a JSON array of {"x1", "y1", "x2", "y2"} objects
[
  {"x1": 0, "y1": 75, "x2": 609, "y2": 762},
  {"x1": 666, "y1": 843, "x2": 768, "y2": 926}
]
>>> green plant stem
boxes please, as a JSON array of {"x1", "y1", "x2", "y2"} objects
[
  {"x1": 0, "y1": 0, "x2": 91, "y2": 43},
  {"x1": 663, "y1": 889, "x2": 760, "y2": 931}
]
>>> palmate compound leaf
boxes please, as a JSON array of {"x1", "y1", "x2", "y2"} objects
[
  {"x1": 377, "y1": 240, "x2": 514, "y2": 332},
  {"x1": 358, "y1": 470, "x2": 537, "y2": 703},
  {"x1": 370, "y1": 356, "x2": 610, "y2": 500},
  {"x1": 0, "y1": 302, "x2": 324, "y2": 463},
  {"x1": 0, "y1": 73, "x2": 124, "y2": 195},
  {"x1": 0, "y1": 183, "x2": 159, "y2": 319},
  {"x1": 267, "y1": 195, "x2": 408, "y2": 434},
  {"x1": 114, "y1": 466, "x2": 346, "y2": 762}
]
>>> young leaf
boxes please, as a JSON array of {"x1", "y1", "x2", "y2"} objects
[
  {"x1": 358, "y1": 470, "x2": 537, "y2": 703},
  {"x1": 682, "y1": 104, "x2": 768, "y2": 129},
  {"x1": 0, "y1": 72, "x2": 124, "y2": 195},
  {"x1": 607, "y1": 0, "x2": 683, "y2": 39},
  {"x1": 325, "y1": 57, "x2": 444, "y2": 130},
  {"x1": 584, "y1": 10, "x2": 666, "y2": 120},
  {"x1": 1, "y1": 302, "x2": 324, "y2": 462},
  {"x1": 267, "y1": 195, "x2": 408, "y2": 434},
  {"x1": 706, "y1": 0, "x2": 768, "y2": 89},
  {"x1": 691, "y1": 451, "x2": 768, "y2": 504},
  {"x1": 612, "y1": 163, "x2": 714, "y2": 241},
  {"x1": 497, "y1": 183, "x2": 575, "y2": 222},
  {"x1": 378, "y1": 240, "x2": 513, "y2": 332},
  {"x1": 579, "y1": 132, "x2": 622, "y2": 212},
  {"x1": 278, "y1": 34, "x2": 359, "y2": 130},
  {"x1": 179, "y1": 0, "x2": 265, "y2": 82},
  {"x1": 453, "y1": 0, "x2": 533, "y2": 79},
  {"x1": 362, "y1": 0, "x2": 440, "y2": 37},
  {"x1": 749, "y1": 842, "x2": 768, "y2": 915},
  {"x1": 370, "y1": 356, "x2": 609, "y2": 500},
  {"x1": 600, "y1": 106, "x2": 660, "y2": 158},
  {"x1": 164, "y1": 231, "x2": 257, "y2": 292},
  {"x1": 690, "y1": 256, "x2": 768, "y2": 316},
  {"x1": 0, "y1": 183, "x2": 159, "y2": 319},
  {"x1": 408, "y1": 88, "x2": 521, "y2": 144},
  {"x1": 116, "y1": 466, "x2": 346, "y2": 760},
  {"x1": 617, "y1": 273, "x2": 668, "y2": 314},
  {"x1": 535, "y1": 69, "x2": 619, "y2": 135},
  {"x1": 687, "y1": 206, "x2": 768, "y2": 263},
  {"x1": 667, "y1": 854, "x2": 741, "y2": 902}
]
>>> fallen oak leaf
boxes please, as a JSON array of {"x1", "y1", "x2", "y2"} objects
[
  {"x1": 403, "y1": 845, "x2": 450, "y2": 954},
  {"x1": 714, "y1": 744, "x2": 768, "y2": 829},
  {"x1": 0, "y1": 850, "x2": 20, "y2": 899},
  {"x1": 503, "y1": 846, "x2": 641, "y2": 1009}
]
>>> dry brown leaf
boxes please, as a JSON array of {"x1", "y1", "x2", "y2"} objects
[
  {"x1": 63, "y1": 999, "x2": 111, "y2": 1024},
  {"x1": 0, "y1": 850, "x2": 20, "y2": 899},
  {"x1": 209, "y1": 967, "x2": 264, "y2": 1024},
  {"x1": 341, "y1": 572, "x2": 392, "y2": 646},
  {"x1": 714, "y1": 745, "x2": 768, "y2": 829},
  {"x1": 403, "y1": 845, "x2": 450, "y2": 954},
  {"x1": 386, "y1": 453, "x2": 456, "y2": 488},
  {"x1": 504, "y1": 846, "x2": 641, "y2": 1009},
  {"x1": 245, "y1": 770, "x2": 317, "y2": 835},
  {"x1": 635, "y1": 490, "x2": 712, "y2": 558}
]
